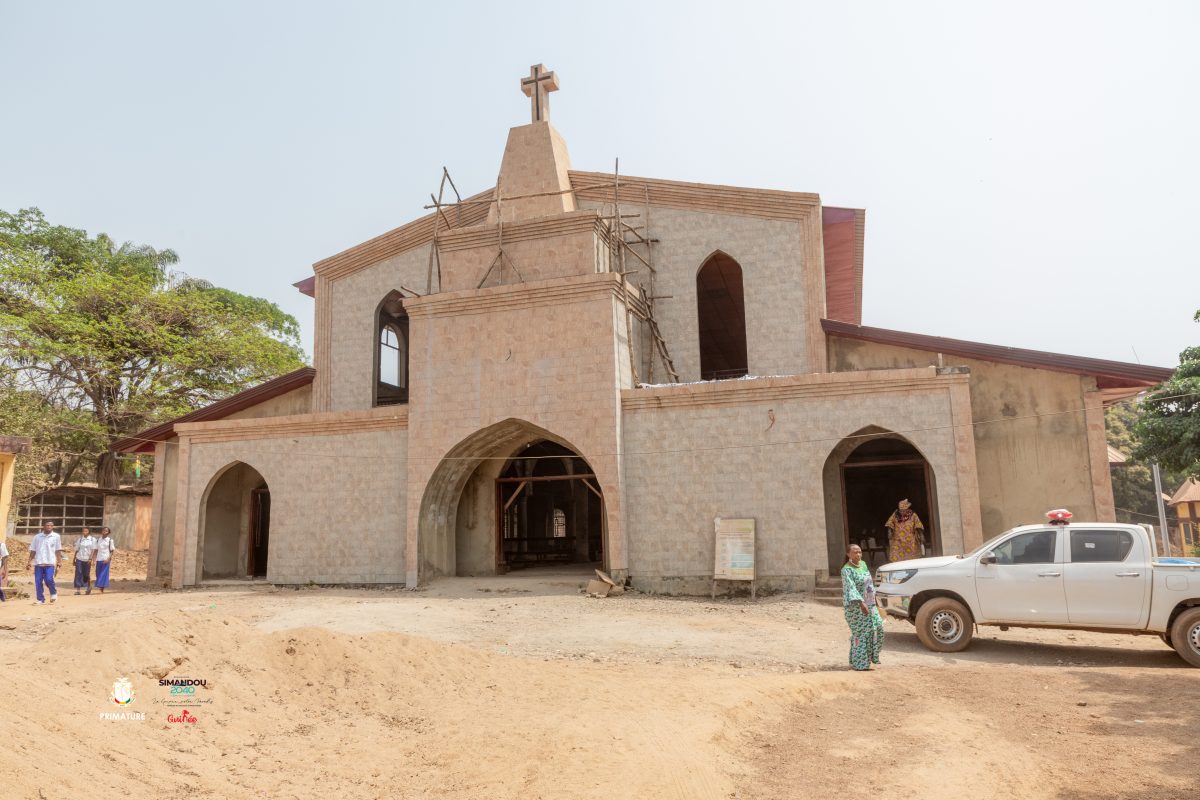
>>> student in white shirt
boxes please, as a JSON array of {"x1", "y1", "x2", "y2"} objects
[
  {"x1": 94, "y1": 527, "x2": 116, "y2": 594},
  {"x1": 27, "y1": 520, "x2": 63, "y2": 604},
  {"x1": 73, "y1": 527, "x2": 98, "y2": 595}
]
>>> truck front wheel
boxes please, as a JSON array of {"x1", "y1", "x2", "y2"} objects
[
  {"x1": 915, "y1": 597, "x2": 974, "y2": 653},
  {"x1": 1170, "y1": 608, "x2": 1200, "y2": 668}
]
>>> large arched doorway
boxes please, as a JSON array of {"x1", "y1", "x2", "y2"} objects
[
  {"x1": 419, "y1": 420, "x2": 606, "y2": 580},
  {"x1": 495, "y1": 441, "x2": 604, "y2": 571},
  {"x1": 199, "y1": 462, "x2": 270, "y2": 580},
  {"x1": 822, "y1": 430, "x2": 938, "y2": 574}
]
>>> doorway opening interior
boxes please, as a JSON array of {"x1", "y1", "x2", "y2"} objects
[
  {"x1": 496, "y1": 440, "x2": 604, "y2": 571},
  {"x1": 838, "y1": 438, "x2": 937, "y2": 573}
]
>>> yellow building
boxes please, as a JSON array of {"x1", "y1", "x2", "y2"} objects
[
  {"x1": 0, "y1": 436, "x2": 32, "y2": 543},
  {"x1": 1169, "y1": 478, "x2": 1200, "y2": 553}
]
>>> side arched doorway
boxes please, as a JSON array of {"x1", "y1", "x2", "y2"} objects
[
  {"x1": 199, "y1": 462, "x2": 270, "y2": 580},
  {"x1": 822, "y1": 430, "x2": 939, "y2": 574}
]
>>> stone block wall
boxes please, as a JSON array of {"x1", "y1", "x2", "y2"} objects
[
  {"x1": 326, "y1": 245, "x2": 431, "y2": 412},
  {"x1": 403, "y1": 273, "x2": 637, "y2": 584},
  {"x1": 173, "y1": 413, "x2": 407, "y2": 587},
  {"x1": 619, "y1": 369, "x2": 979, "y2": 593},
  {"x1": 577, "y1": 202, "x2": 812, "y2": 382}
]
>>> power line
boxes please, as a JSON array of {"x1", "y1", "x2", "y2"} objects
[{"x1": 13, "y1": 390, "x2": 1199, "y2": 466}]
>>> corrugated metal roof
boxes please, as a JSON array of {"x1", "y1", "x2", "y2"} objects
[{"x1": 1169, "y1": 478, "x2": 1200, "y2": 506}]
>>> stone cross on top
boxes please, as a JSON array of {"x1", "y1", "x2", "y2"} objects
[{"x1": 520, "y1": 63, "x2": 559, "y2": 123}]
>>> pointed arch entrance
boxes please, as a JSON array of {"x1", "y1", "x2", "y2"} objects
[
  {"x1": 417, "y1": 420, "x2": 606, "y2": 579},
  {"x1": 198, "y1": 461, "x2": 270, "y2": 580},
  {"x1": 822, "y1": 428, "x2": 939, "y2": 574}
]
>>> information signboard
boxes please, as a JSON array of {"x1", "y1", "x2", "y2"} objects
[{"x1": 713, "y1": 517, "x2": 755, "y2": 581}]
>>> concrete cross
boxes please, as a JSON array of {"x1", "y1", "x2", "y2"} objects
[{"x1": 520, "y1": 63, "x2": 559, "y2": 123}]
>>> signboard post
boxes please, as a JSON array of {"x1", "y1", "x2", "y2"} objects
[{"x1": 712, "y1": 517, "x2": 756, "y2": 599}]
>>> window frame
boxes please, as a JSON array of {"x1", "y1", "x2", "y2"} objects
[
  {"x1": 372, "y1": 294, "x2": 410, "y2": 407},
  {"x1": 1067, "y1": 529, "x2": 1135, "y2": 564},
  {"x1": 991, "y1": 529, "x2": 1059, "y2": 565}
]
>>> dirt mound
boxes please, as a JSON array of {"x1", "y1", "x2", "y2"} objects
[
  {"x1": 0, "y1": 583, "x2": 1191, "y2": 799},
  {"x1": 0, "y1": 606, "x2": 833, "y2": 799}
]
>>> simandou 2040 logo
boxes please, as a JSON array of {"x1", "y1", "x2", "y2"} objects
[
  {"x1": 159, "y1": 677, "x2": 207, "y2": 694},
  {"x1": 157, "y1": 676, "x2": 213, "y2": 710}
]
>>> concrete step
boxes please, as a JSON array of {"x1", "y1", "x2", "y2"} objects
[
  {"x1": 813, "y1": 596, "x2": 845, "y2": 607},
  {"x1": 813, "y1": 586, "x2": 843, "y2": 597}
]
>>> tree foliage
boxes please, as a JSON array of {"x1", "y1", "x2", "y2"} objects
[
  {"x1": 1133, "y1": 309, "x2": 1200, "y2": 478},
  {"x1": 1107, "y1": 400, "x2": 1185, "y2": 524},
  {"x1": 0, "y1": 207, "x2": 306, "y2": 492}
]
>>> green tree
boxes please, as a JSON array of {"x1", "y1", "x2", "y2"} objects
[
  {"x1": 0, "y1": 207, "x2": 306, "y2": 490},
  {"x1": 1133, "y1": 310, "x2": 1200, "y2": 478},
  {"x1": 1107, "y1": 399, "x2": 1185, "y2": 524}
]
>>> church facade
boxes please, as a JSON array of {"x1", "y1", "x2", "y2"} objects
[{"x1": 115, "y1": 66, "x2": 1172, "y2": 593}]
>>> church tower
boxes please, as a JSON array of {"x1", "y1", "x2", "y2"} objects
[{"x1": 402, "y1": 64, "x2": 640, "y2": 585}]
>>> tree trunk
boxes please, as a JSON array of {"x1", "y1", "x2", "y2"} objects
[{"x1": 96, "y1": 450, "x2": 122, "y2": 489}]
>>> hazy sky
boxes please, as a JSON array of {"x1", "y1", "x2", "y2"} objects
[{"x1": 2, "y1": 1, "x2": 1196, "y2": 368}]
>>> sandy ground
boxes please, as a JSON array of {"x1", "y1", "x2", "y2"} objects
[{"x1": 0, "y1": 566, "x2": 1197, "y2": 800}]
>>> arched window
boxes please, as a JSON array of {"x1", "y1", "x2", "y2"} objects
[
  {"x1": 374, "y1": 292, "x2": 409, "y2": 406},
  {"x1": 551, "y1": 508, "x2": 567, "y2": 538},
  {"x1": 696, "y1": 251, "x2": 748, "y2": 380}
]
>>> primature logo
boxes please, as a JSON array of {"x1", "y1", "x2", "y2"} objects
[{"x1": 111, "y1": 677, "x2": 134, "y2": 706}]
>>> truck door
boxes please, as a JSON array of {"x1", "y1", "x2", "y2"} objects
[
  {"x1": 1063, "y1": 527, "x2": 1149, "y2": 627},
  {"x1": 975, "y1": 528, "x2": 1068, "y2": 623}
]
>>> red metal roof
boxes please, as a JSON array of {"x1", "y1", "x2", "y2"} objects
[
  {"x1": 110, "y1": 367, "x2": 316, "y2": 454},
  {"x1": 294, "y1": 276, "x2": 316, "y2": 297},
  {"x1": 821, "y1": 319, "x2": 1174, "y2": 389}
]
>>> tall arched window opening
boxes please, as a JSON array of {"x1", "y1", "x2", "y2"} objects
[
  {"x1": 696, "y1": 251, "x2": 748, "y2": 380},
  {"x1": 374, "y1": 291, "x2": 409, "y2": 406}
]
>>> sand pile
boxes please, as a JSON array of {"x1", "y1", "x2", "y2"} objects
[{"x1": 0, "y1": 602, "x2": 851, "y2": 799}]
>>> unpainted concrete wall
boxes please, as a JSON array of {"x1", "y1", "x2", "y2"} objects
[
  {"x1": 225, "y1": 385, "x2": 312, "y2": 420},
  {"x1": 454, "y1": 458, "x2": 504, "y2": 576}
]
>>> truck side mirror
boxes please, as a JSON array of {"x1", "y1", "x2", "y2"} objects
[{"x1": 979, "y1": 552, "x2": 997, "y2": 565}]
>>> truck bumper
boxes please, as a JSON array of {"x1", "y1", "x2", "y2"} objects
[{"x1": 877, "y1": 592, "x2": 912, "y2": 619}]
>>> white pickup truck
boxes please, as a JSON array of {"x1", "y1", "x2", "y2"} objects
[{"x1": 875, "y1": 517, "x2": 1200, "y2": 667}]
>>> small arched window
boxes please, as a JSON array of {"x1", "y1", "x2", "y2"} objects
[
  {"x1": 696, "y1": 251, "x2": 748, "y2": 380},
  {"x1": 374, "y1": 292, "x2": 409, "y2": 406},
  {"x1": 551, "y1": 508, "x2": 567, "y2": 538}
]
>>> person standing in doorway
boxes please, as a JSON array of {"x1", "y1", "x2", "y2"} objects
[
  {"x1": 885, "y1": 499, "x2": 925, "y2": 563},
  {"x1": 27, "y1": 521, "x2": 63, "y2": 604},
  {"x1": 94, "y1": 527, "x2": 116, "y2": 594},
  {"x1": 73, "y1": 527, "x2": 98, "y2": 595},
  {"x1": 841, "y1": 543, "x2": 884, "y2": 671}
]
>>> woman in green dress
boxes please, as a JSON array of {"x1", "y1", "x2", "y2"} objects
[{"x1": 841, "y1": 543, "x2": 884, "y2": 670}]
